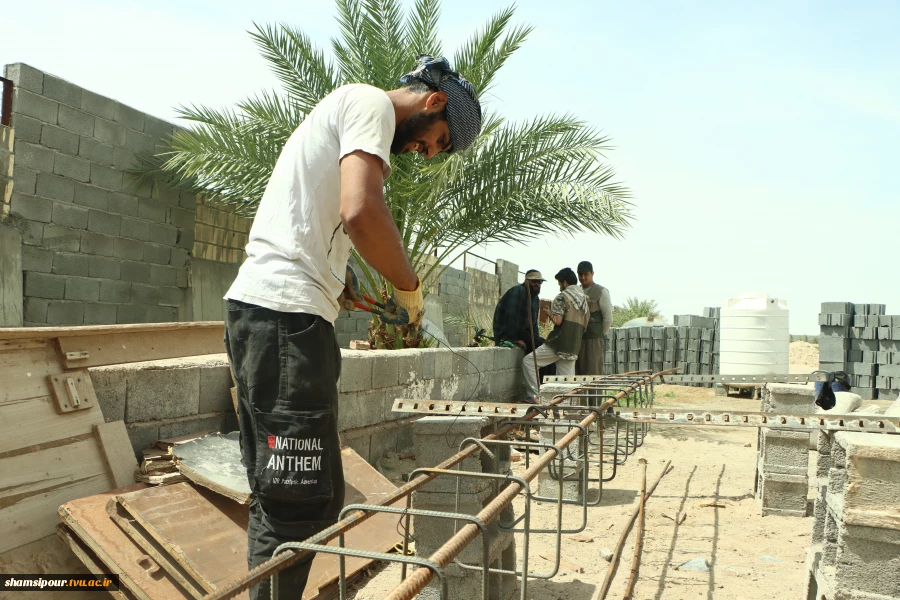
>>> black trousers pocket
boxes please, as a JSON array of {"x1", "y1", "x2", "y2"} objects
[{"x1": 253, "y1": 410, "x2": 334, "y2": 504}]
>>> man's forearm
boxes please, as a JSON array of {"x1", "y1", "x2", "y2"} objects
[{"x1": 343, "y1": 198, "x2": 418, "y2": 291}]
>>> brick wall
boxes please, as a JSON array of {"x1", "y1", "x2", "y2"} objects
[
  {"x1": 439, "y1": 266, "x2": 470, "y2": 346},
  {"x1": 467, "y1": 266, "x2": 499, "y2": 335},
  {"x1": 3, "y1": 63, "x2": 195, "y2": 326}
]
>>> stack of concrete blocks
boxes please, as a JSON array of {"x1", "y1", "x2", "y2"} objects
[
  {"x1": 536, "y1": 383, "x2": 585, "y2": 502},
  {"x1": 674, "y1": 311, "x2": 720, "y2": 387},
  {"x1": 3, "y1": 63, "x2": 195, "y2": 326},
  {"x1": 439, "y1": 266, "x2": 471, "y2": 346},
  {"x1": 819, "y1": 301, "x2": 900, "y2": 401},
  {"x1": 411, "y1": 416, "x2": 517, "y2": 600},
  {"x1": 805, "y1": 399, "x2": 900, "y2": 600},
  {"x1": 756, "y1": 383, "x2": 814, "y2": 516}
]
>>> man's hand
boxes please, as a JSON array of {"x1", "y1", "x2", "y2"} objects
[
  {"x1": 389, "y1": 278, "x2": 424, "y2": 327},
  {"x1": 551, "y1": 314, "x2": 563, "y2": 326},
  {"x1": 516, "y1": 340, "x2": 527, "y2": 350}
]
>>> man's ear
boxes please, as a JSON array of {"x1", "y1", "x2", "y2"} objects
[{"x1": 425, "y1": 90, "x2": 448, "y2": 112}]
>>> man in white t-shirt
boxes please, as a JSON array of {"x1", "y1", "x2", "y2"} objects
[{"x1": 223, "y1": 55, "x2": 481, "y2": 600}]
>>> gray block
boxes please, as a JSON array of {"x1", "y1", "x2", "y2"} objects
[
  {"x1": 138, "y1": 198, "x2": 166, "y2": 223},
  {"x1": 12, "y1": 164, "x2": 38, "y2": 196},
  {"x1": 52, "y1": 202, "x2": 89, "y2": 229},
  {"x1": 58, "y1": 105, "x2": 94, "y2": 136},
  {"x1": 143, "y1": 243, "x2": 170, "y2": 265},
  {"x1": 819, "y1": 336, "x2": 850, "y2": 353},
  {"x1": 90, "y1": 163, "x2": 123, "y2": 191},
  {"x1": 148, "y1": 223, "x2": 178, "y2": 246},
  {"x1": 121, "y1": 261, "x2": 151, "y2": 283},
  {"x1": 115, "y1": 237, "x2": 144, "y2": 261},
  {"x1": 23, "y1": 297, "x2": 49, "y2": 323},
  {"x1": 41, "y1": 123, "x2": 79, "y2": 155},
  {"x1": 821, "y1": 302, "x2": 853, "y2": 314},
  {"x1": 125, "y1": 362, "x2": 201, "y2": 421},
  {"x1": 65, "y1": 277, "x2": 100, "y2": 302},
  {"x1": 819, "y1": 325, "x2": 849, "y2": 338},
  {"x1": 109, "y1": 193, "x2": 139, "y2": 217},
  {"x1": 15, "y1": 141, "x2": 55, "y2": 172},
  {"x1": 37, "y1": 172, "x2": 76, "y2": 203},
  {"x1": 755, "y1": 471, "x2": 807, "y2": 517},
  {"x1": 88, "y1": 255, "x2": 121, "y2": 280},
  {"x1": 93, "y1": 117, "x2": 126, "y2": 145},
  {"x1": 878, "y1": 389, "x2": 899, "y2": 400},
  {"x1": 53, "y1": 154, "x2": 90, "y2": 183},
  {"x1": 88, "y1": 366, "x2": 127, "y2": 420},
  {"x1": 116, "y1": 104, "x2": 146, "y2": 132},
  {"x1": 847, "y1": 362, "x2": 876, "y2": 376},
  {"x1": 158, "y1": 414, "x2": 228, "y2": 440},
  {"x1": 169, "y1": 248, "x2": 188, "y2": 268},
  {"x1": 159, "y1": 287, "x2": 183, "y2": 308},
  {"x1": 13, "y1": 88, "x2": 58, "y2": 123},
  {"x1": 853, "y1": 314, "x2": 868, "y2": 327},
  {"x1": 5, "y1": 63, "x2": 44, "y2": 93},
  {"x1": 46, "y1": 300, "x2": 84, "y2": 324},
  {"x1": 52, "y1": 251, "x2": 89, "y2": 276},
  {"x1": 10, "y1": 192, "x2": 52, "y2": 223},
  {"x1": 78, "y1": 137, "x2": 114, "y2": 166},
  {"x1": 81, "y1": 90, "x2": 117, "y2": 120},
  {"x1": 24, "y1": 271, "x2": 66, "y2": 299},
  {"x1": 150, "y1": 265, "x2": 176, "y2": 286},
  {"x1": 198, "y1": 362, "x2": 233, "y2": 414},
  {"x1": 80, "y1": 231, "x2": 116, "y2": 256},
  {"x1": 73, "y1": 182, "x2": 110, "y2": 210},
  {"x1": 42, "y1": 74, "x2": 82, "y2": 108},
  {"x1": 42, "y1": 225, "x2": 81, "y2": 251},
  {"x1": 83, "y1": 302, "x2": 117, "y2": 325},
  {"x1": 120, "y1": 217, "x2": 151, "y2": 241},
  {"x1": 855, "y1": 388, "x2": 876, "y2": 400},
  {"x1": 87, "y1": 210, "x2": 121, "y2": 236},
  {"x1": 10, "y1": 113, "x2": 41, "y2": 146}
]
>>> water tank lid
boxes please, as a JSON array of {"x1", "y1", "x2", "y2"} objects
[{"x1": 724, "y1": 293, "x2": 787, "y2": 311}]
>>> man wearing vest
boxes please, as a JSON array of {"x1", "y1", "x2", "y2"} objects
[
  {"x1": 576, "y1": 261, "x2": 613, "y2": 375},
  {"x1": 522, "y1": 268, "x2": 591, "y2": 403}
]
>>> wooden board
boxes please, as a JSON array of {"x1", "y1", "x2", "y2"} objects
[
  {"x1": 106, "y1": 499, "x2": 209, "y2": 599},
  {"x1": 173, "y1": 432, "x2": 251, "y2": 504},
  {"x1": 0, "y1": 322, "x2": 224, "y2": 341},
  {"x1": 0, "y1": 345, "x2": 63, "y2": 404},
  {"x1": 154, "y1": 430, "x2": 216, "y2": 451},
  {"x1": 58, "y1": 484, "x2": 193, "y2": 600},
  {"x1": 57, "y1": 328, "x2": 225, "y2": 369},
  {"x1": 0, "y1": 396, "x2": 105, "y2": 454},
  {"x1": 48, "y1": 370, "x2": 98, "y2": 414},
  {"x1": 0, "y1": 434, "x2": 113, "y2": 554},
  {"x1": 94, "y1": 421, "x2": 139, "y2": 488},
  {"x1": 56, "y1": 524, "x2": 132, "y2": 600}
]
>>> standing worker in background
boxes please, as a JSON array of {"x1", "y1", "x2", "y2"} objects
[
  {"x1": 493, "y1": 270, "x2": 546, "y2": 352},
  {"x1": 576, "y1": 261, "x2": 613, "y2": 375},
  {"x1": 522, "y1": 268, "x2": 590, "y2": 403},
  {"x1": 223, "y1": 55, "x2": 481, "y2": 600}
]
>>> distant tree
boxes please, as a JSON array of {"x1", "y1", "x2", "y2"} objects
[{"x1": 612, "y1": 297, "x2": 662, "y2": 328}]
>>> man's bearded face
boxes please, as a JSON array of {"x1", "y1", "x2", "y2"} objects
[{"x1": 391, "y1": 111, "x2": 452, "y2": 157}]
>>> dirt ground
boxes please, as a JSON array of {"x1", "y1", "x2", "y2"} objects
[
  {"x1": 789, "y1": 342, "x2": 819, "y2": 368},
  {"x1": 352, "y1": 382, "x2": 819, "y2": 599}
]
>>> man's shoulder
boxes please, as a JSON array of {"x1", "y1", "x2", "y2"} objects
[{"x1": 328, "y1": 84, "x2": 392, "y2": 114}]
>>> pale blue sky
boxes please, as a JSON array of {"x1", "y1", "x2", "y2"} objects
[{"x1": 4, "y1": 1, "x2": 898, "y2": 332}]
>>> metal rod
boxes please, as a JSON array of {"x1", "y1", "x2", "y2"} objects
[
  {"x1": 622, "y1": 459, "x2": 647, "y2": 600},
  {"x1": 381, "y1": 371, "x2": 677, "y2": 600},
  {"x1": 596, "y1": 460, "x2": 672, "y2": 600},
  {"x1": 543, "y1": 373, "x2": 829, "y2": 384},
  {"x1": 0, "y1": 76, "x2": 13, "y2": 127}
]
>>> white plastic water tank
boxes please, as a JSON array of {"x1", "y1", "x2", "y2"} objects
[{"x1": 719, "y1": 293, "x2": 789, "y2": 375}]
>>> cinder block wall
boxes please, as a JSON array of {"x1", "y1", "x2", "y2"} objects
[
  {"x1": 89, "y1": 346, "x2": 525, "y2": 464},
  {"x1": 2, "y1": 63, "x2": 195, "y2": 326},
  {"x1": 439, "y1": 267, "x2": 470, "y2": 345}
]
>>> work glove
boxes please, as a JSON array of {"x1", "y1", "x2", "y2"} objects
[
  {"x1": 337, "y1": 265, "x2": 363, "y2": 312},
  {"x1": 389, "y1": 278, "x2": 425, "y2": 327}
]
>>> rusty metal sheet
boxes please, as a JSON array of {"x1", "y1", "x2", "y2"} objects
[
  {"x1": 57, "y1": 483, "x2": 192, "y2": 600},
  {"x1": 114, "y1": 449, "x2": 404, "y2": 600},
  {"x1": 173, "y1": 432, "x2": 251, "y2": 505}
]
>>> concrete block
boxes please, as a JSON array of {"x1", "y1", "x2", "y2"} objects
[
  {"x1": 24, "y1": 271, "x2": 66, "y2": 299},
  {"x1": 42, "y1": 74, "x2": 82, "y2": 108},
  {"x1": 146, "y1": 305, "x2": 176, "y2": 323},
  {"x1": 116, "y1": 303, "x2": 150, "y2": 325},
  {"x1": 77, "y1": 136, "x2": 114, "y2": 165},
  {"x1": 73, "y1": 182, "x2": 110, "y2": 210},
  {"x1": 148, "y1": 223, "x2": 178, "y2": 245},
  {"x1": 159, "y1": 287, "x2": 183, "y2": 308},
  {"x1": 88, "y1": 255, "x2": 121, "y2": 280},
  {"x1": 115, "y1": 238, "x2": 145, "y2": 263},
  {"x1": 149, "y1": 264, "x2": 176, "y2": 286},
  {"x1": 88, "y1": 365, "x2": 128, "y2": 421},
  {"x1": 880, "y1": 389, "x2": 900, "y2": 401},
  {"x1": 5, "y1": 63, "x2": 43, "y2": 93},
  {"x1": 176, "y1": 228, "x2": 194, "y2": 250},
  {"x1": 116, "y1": 104, "x2": 146, "y2": 132},
  {"x1": 878, "y1": 364, "x2": 900, "y2": 377},
  {"x1": 125, "y1": 361, "x2": 201, "y2": 421},
  {"x1": 52, "y1": 202, "x2": 89, "y2": 229},
  {"x1": 10, "y1": 192, "x2": 52, "y2": 222},
  {"x1": 372, "y1": 353, "x2": 400, "y2": 388},
  {"x1": 339, "y1": 352, "x2": 375, "y2": 393},
  {"x1": 37, "y1": 172, "x2": 76, "y2": 203},
  {"x1": 90, "y1": 163, "x2": 123, "y2": 192},
  {"x1": 15, "y1": 141, "x2": 54, "y2": 173},
  {"x1": 12, "y1": 164, "x2": 38, "y2": 197},
  {"x1": 21, "y1": 246, "x2": 52, "y2": 273},
  {"x1": 87, "y1": 209, "x2": 121, "y2": 236},
  {"x1": 120, "y1": 217, "x2": 151, "y2": 241},
  {"x1": 46, "y1": 300, "x2": 84, "y2": 324},
  {"x1": 822, "y1": 302, "x2": 853, "y2": 314},
  {"x1": 138, "y1": 198, "x2": 166, "y2": 223},
  {"x1": 169, "y1": 248, "x2": 188, "y2": 269},
  {"x1": 756, "y1": 471, "x2": 808, "y2": 516},
  {"x1": 53, "y1": 153, "x2": 90, "y2": 183},
  {"x1": 143, "y1": 243, "x2": 170, "y2": 265},
  {"x1": 42, "y1": 225, "x2": 81, "y2": 251},
  {"x1": 58, "y1": 105, "x2": 94, "y2": 137},
  {"x1": 13, "y1": 88, "x2": 58, "y2": 123},
  {"x1": 40, "y1": 123, "x2": 79, "y2": 155},
  {"x1": 167, "y1": 206, "x2": 194, "y2": 228},
  {"x1": 83, "y1": 302, "x2": 117, "y2": 325},
  {"x1": 125, "y1": 421, "x2": 159, "y2": 458},
  {"x1": 51, "y1": 251, "x2": 88, "y2": 276},
  {"x1": 65, "y1": 277, "x2": 100, "y2": 302},
  {"x1": 81, "y1": 90, "x2": 116, "y2": 120},
  {"x1": 763, "y1": 383, "x2": 816, "y2": 413},
  {"x1": 158, "y1": 413, "x2": 228, "y2": 439},
  {"x1": 93, "y1": 117, "x2": 126, "y2": 146},
  {"x1": 23, "y1": 297, "x2": 48, "y2": 323},
  {"x1": 198, "y1": 361, "x2": 233, "y2": 414},
  {"x1": 833, "y1": 524, "x2": 900, "y2": 598},
  {"x1": 10, "y1": 113, "x2": 40, "y2": 147},
  {"x1": 759, "y1": 428, "x2": 810, "y2": 473},
  {"x1": 80, "y1": 231, "x2": 116, "y2": 256}
]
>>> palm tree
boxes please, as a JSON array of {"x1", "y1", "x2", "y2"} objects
[
  {"x1": 139, "y1": 0, "x2": 634, "y2": 347},
  {"x1": 612, "y1": 297, "x2": 663, "y2": 328}
]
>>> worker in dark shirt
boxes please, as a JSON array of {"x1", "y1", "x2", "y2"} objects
[{"x1": 493, "y1": 270, "x2": 545, "y2": 352}]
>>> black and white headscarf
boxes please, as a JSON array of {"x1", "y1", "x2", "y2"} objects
[{"x1": 399, "y1": 54, "x2": 482, "y2": 154}]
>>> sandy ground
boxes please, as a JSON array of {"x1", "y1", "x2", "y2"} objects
[
  {"x1": 352, "y1": 384, "x2": 816, "y2": 600},
  {"x1": 789, "y1": 342, "x2": 819, "y2": 369}
]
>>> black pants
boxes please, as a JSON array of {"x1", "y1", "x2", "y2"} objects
[{"x1": 225, "y1": 300, "x2": 345, "y2": 600}]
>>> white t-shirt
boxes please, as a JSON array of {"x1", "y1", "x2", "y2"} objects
[{"x1": 225, "y1": 84, "x2": 394, "y2": 322}]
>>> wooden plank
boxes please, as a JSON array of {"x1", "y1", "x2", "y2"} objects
[
  {"x1": 0, "y1": 396, "x2": 105, "y2": 453},
  {"x1": 116, "y1": 483, "x2": 246, "y2": 593},
  {"x1": 0, "y1": 435, "x2": 113, "y2": 554},
  {"x1": 0, "y1": 345, "x2": 63, "y2": 404},
  {"x1": 106, "y1": 499, "x2": 208, "y2": 599},
  {"x1": 154, "y1": 430, "x2": 216, "y2": 450},
  {"x1": 0, "y1": 322, "x2": 224, "y2": 341},
  {"x1": 94, "y1": 422, "x2": 139, "y2": 488},
  {"x1": 58, "y1": 484, "x2": 193, "y2": 600},
  {"x1": 0, "y1": 338, "x2": 48, "y2": 351},
  {"x1": 57, "y1": 327, "x2": 225, "y2": 369},
  {"x1": 48, "y1": 369, "x2": 98, "y2": 414},
  {"x1": 56, "y1": 524, "x2": 132, "y2": 600},
  {"x1": 173, "y1": 433, "x2": 250, "y2": 505}
]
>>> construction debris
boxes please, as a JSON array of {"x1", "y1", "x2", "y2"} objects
[{"x1": 172, "y1": 432, "x2": 251, "y2": 504}]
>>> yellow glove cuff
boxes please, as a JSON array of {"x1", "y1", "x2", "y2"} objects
[{"x1": 392, "y1": 278, "x2": 425, "y2": 325}]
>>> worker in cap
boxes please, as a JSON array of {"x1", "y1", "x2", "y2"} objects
[
  {"x1": 575, "y1": 261, "x2": 613, "y2": 376},
  {"x1": 493, "y1": 270, "x2": 545, "y2": 353},
  {"x1": 225, "y1": 55, "x2": 482, "y2": 600}
]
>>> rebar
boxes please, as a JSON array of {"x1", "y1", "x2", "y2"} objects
[{"x1": 622, "y1": 459, "x2": 647, "y2": 600}]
